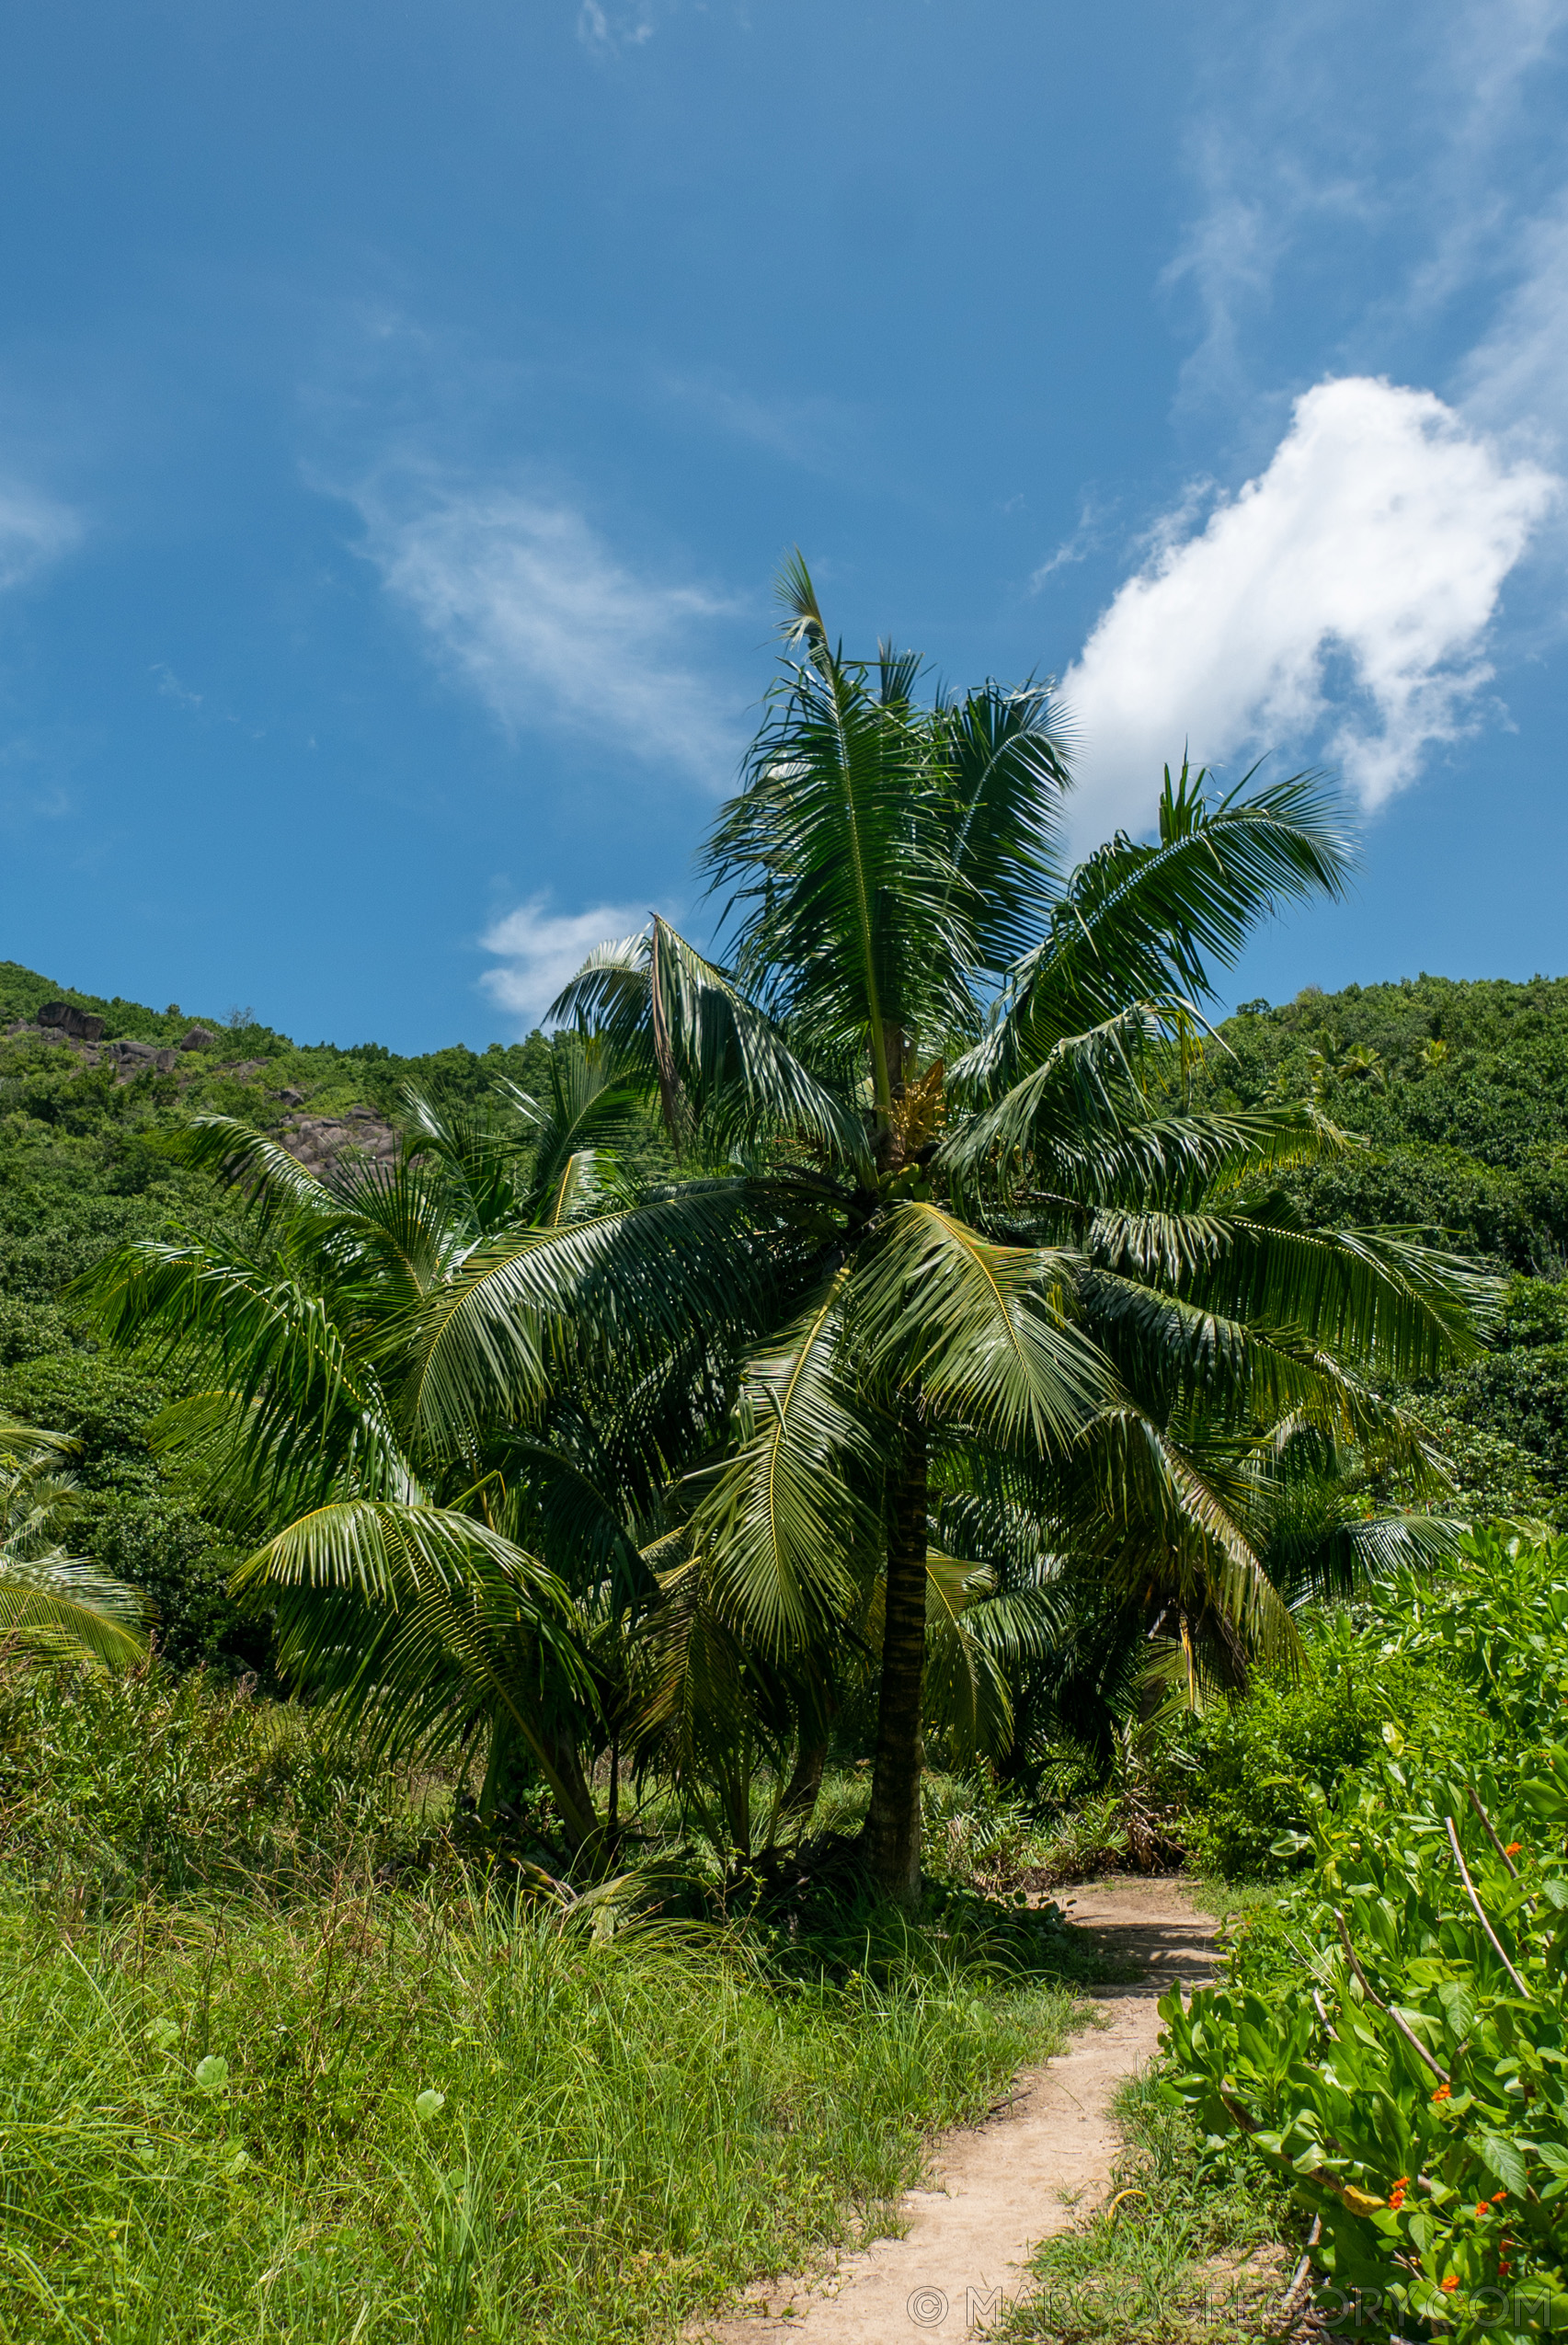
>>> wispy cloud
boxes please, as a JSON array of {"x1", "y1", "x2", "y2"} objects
[
  {"x1": 577, "y1": 2, "x2": 657, "y2": 53},
  {"x1": 1169, "y1": 0, "x2": 1568, "y2": 415},
  {"x1": 1061, "y1": 377, "x2": 1559, "y2": 841},
  {"x1": 1028, "y1": 496, "x2": 1113, "y2": 591},
  {"x1": 481, "y1": 895, "x2": 651, "y2": 1030},
  {"x1": 151, "y1": 662, "x2": 203, "y2": 710},
  {"x1": 0, "y1": 485, "x2": 81, "y2": 592},
  {"x1": 1459, "y1": 196, "x2": 1568, "y2": 450},
  {"x1": 655, "y1": 370, "x2": 861, "y2": 475},
  {"x1": 349, "y1": 477, "x2": 746, "y2": 785}
]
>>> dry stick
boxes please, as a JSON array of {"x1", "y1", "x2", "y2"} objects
[
  {"x1": 1311, "y1": 1987, "x2": 1331, "y2": 2029},
  {"x1": 1467, "y1": 1784, "x2": 1539, "y2": 1919},
  {"x1": 1333, "y1": 1909, "x2": 1451, "y2": 2085},
  {"x1": 1219, "y1": 2093, "x2": 1382, "y2": 2215},
  {"x1": 1282, "y1": 1927, "x2": 1331, "y2": 1984},
  {"x1": 1281, "y1": 2214, "x2": 1323, "y2": 2316},
  {"x1": 1445, "y1": 1814, "x2": 1534, "y2": 1999},
  {"x1": 1467, "y1": 1786, "x2": 1520, "y2": 1879}
]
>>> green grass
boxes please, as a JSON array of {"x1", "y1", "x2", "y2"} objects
[
  {"x1": 1005, "y1": 2065, "x2": 1301, "y2": 2345},
  {"x1": 0, "y1": 1878, "x2": 1079, "y2": 2344},
  {"x1": 0, "y1": 1663, "x2": 1096, "y2": 2343}
]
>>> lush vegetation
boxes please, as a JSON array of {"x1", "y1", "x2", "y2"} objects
[
  {"x1": 1162, "y1": 1528, "x2": 1568, "y2": 2343},
  {"x1": 6, "y1": 566, "x2": 1568, "y2": 2337},
  {"x1": 0, "y1": 1660, "x2": 1091, "y2": 2344}
]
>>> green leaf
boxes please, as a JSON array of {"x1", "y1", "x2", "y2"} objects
[{"x1": 1476, "y1": 2131, "x2": 1529, "y2": 2197}]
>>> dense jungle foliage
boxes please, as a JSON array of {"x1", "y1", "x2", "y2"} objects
[
  {"x1": 1164, "y1": 1527, "x2": 1568, "y2": 2345},
  {"x1": 5, "y1": 964, "x2": 1564, "y2": 1684},
  {"x1": 4, "y1": 570, "x2": 1566, "y2": 2339}
]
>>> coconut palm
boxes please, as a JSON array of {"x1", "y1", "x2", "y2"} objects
[
  {"x1": 0, "y1": 1421, "x2": 146, "y2": 1664},
  {"x1": 539, "y1": 559, "x2": 1485, "y2": 1900},
  {"x1": 72, "y1": 1047, "x2": 674, "y2": 1855},
  {"x1": 74, "y1": 564, "x2": 1488, "y2": 1905}
]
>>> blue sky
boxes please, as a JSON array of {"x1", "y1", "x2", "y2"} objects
[{"x1": 1, "y1": 1, "x2": 1565, "y2": 1050}]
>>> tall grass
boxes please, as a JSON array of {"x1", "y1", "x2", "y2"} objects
[
  {"x1": 0, "y1": 1663, "x2": 1086, "y2": 2342},
  {"x1": 0, "y1": 1881, "x2": 1075, "y2": 2343}
]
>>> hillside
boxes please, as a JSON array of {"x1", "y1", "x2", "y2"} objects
[
  {"x1": 4, "y1": 958, "x2": 1567, "y2": 1671},
  {"x1": 0, "y1": 960, "x2": 557, "y2": 1673},
  {"x1": 1196, "y1": 971, "x2": 1568, "y2": 1512},
  {"x1": 1201, "y1": 971, "x2": 1568, "y2": 1270}
]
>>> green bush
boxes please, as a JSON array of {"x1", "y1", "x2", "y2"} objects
[
  {"x1": 1162, "y1": 1529, "x2": 1568, "y2": 2340},
  {"x1": 1171, "y1": 1616, "x2": 1490, "y2": 1880},
  {"x1": 0, "y1": 1660, "x2": 418, "y2": 1904},
  {"x1": 86, "y1": 1494, "x2": 270, "y2": 1676}
]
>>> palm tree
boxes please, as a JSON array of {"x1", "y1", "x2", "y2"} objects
[
  {"x1": 544, "y1": 559, "x2": 1484, "y2": 1900},
  {"x1": 75, "y1": 562, "x2": 1487, "y2": 1905},
  {"x1": 0, "y1": 1421, "x2": 146, "y2": 1664},
  {"x1": 73, "y1": 1046, "x2": 664, "y2": 1857}
]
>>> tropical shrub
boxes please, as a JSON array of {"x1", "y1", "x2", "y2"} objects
[
  {"x1": 1160, "y1": 1530, "x2": 1568, "y2": 2340},
  {"x1": 0, "y1": 1657, "x2": 417, "y2": 1904},
  {"x1": 1171, "y1": 1618, "x2": 1490, "y2": 1880}
]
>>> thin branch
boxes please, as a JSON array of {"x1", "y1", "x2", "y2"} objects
[
  {"x1": 1333, "y1": 1909, "x2": 1451, "y2": 2085},
  {"x1": 1281, "y1": 2215, "x2": 1323, "y2": 2317},
  {"x1": 1444, "y1": 1814, "x2": 1533, "y2": 1999},
  {"x1": 1466, "y1": 1785, "x2": 1519, "y2": 1875}
]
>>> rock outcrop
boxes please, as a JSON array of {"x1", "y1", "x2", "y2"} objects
[
  {"x1": 110, "y1": 1038, "x2": 180, "y2": 1074},
  {"x1": 37, "y1": 1001, "x2": 106, "y2": 1042},
  {"x1": 276, "y1": 1106, "x2": 399, "y2": 1175}
]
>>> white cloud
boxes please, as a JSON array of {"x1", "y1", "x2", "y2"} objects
[
  {"x1": 577, "y1": 2, "x2": 656, "y2": 52},
  {"x1": 353, "y1": 482, "x2": 743, "y2": 785},
  {"x1": 481, "y1": 896, "x2": 650, "y2": 1030},
  {"x1": 1061, "y1": 377, "x2": 1559, "y2": 840},
  {"x1": 0, "y1": 486, "x2": 80, "y2": 591},
  {"x1": 1460, "y1": 197, "x2": 1568, "y2": 447}
]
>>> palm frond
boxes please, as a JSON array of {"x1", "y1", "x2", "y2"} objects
[
  {"x1": 688, "y1": 1269, "x2": 876, "y2": 1651},
  {"x1": 956, "y1": 761, "x2": 1352, "y2": 1094},
  {"x1": 551, "y1": 918, "x2": 867, "y2": 1165},
  {"x1": 706, "y1": 570, "x2": 981, "y2": 1088},
  {"x1": 233, "y1": 1499, "x2": 594, "y2": 1829},
  {"x1": 399, "y1": 1181, "x2": 775, "y2": 1449},
  {"x1": 939, "y1": 680, "x2": 1070, "y2": 974},
  {"x1": 853, "y1": 1201, "x2": 1107, "y2": 1447},
  {"x1": 0, "y1": 1556, "x2": 148, "y2": 1666}
]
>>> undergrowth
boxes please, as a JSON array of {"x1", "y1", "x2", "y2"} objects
[
  {"x1": 0, "y1": 1657, "x2": 1093, "y2": 2343},
  {"x1": 1007, "y1": 2065, "x2": 1302, "y2": 2345}
]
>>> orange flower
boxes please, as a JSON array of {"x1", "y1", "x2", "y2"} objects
[
  {"x1": 1491, "y1": 2191, "x2": 1506, "y2": 2203},
  {"x1": 1389, "y1": 2186, "x2": 1407, "y2": 2210},
  {"x1": 1505, "y1": 1842, "x2": 1522, "y2": 1855},
  {"x1": 1441, "y1": 2276, "x2": 1460, "y2": 2294},
  {"x1": 1476, "y1": 2202, "x2": 1491, "y2": 2217},
  {"x1": 1433, "y1": 2082, "x2": 1451, "y2": 2101}
]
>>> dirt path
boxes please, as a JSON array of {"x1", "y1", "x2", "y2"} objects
[{"x1": 696, "y1": 1880, "x2": 1217, "y2": 2345}]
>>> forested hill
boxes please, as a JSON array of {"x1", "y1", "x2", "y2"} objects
[
  {"x1": 4, "y1": 955, "x2": 1568, "y2": 1671},
  {"x1": 0, "y1": 957, "x2": 555, "y2": 1301},
  {"x1": 1199, "y1": 972, "x2": 1568, "y2": 1273},
  {"x1": 1190, "y1": 971, "x2": 1568, "y2": 1521},
  {"x1": 0, "y1": 956, "x2": 555, "y2": 1675}
]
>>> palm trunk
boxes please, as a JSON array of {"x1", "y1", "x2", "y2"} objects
[
  {"x1": 539, "y1": 1729, "x2": 602, "y2": 1855},
  {"x1": 779, "y1": 1733, "x2": 829, "y2": 1836},
  {"x1": 857, "y1": 1403, "x2": 927, "y2": 1905}
]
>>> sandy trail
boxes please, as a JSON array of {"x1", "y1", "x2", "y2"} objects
[{"x1": 695, "y1": 1879, "x2": 1217, "y2": 2345}]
